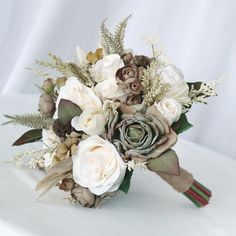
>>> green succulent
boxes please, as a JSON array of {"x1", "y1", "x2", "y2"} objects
[{"x1": 109, "y1": 107, "x2": 177, "y2": 159}]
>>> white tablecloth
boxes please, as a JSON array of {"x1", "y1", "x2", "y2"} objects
[{"x1": 0, "y1": 94, "x2": 235, "y2": 236}]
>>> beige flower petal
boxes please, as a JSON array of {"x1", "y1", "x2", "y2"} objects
[
  {"x1": 145, "y1": 128, "x2": 178, "y2": 159},
  {"x1": 146, "y1": 105, "x2": 170, "y2": 134},
  {"x1": 119, "y1": 103, "x2": 136, "y2": 114}
]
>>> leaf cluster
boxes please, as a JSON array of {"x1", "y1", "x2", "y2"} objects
[{"x1": 100, "y1": 15, "x2": 131, "y2": 55}]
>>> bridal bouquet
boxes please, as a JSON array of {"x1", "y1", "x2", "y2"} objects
[{"x1": 3, "y1": 16, "x2": 217, "y2": 208}]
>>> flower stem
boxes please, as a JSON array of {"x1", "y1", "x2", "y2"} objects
[{"x1": 183, "y1": 179, "x2": 212, "y2": 207}]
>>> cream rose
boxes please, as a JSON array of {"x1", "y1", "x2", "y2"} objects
[
  {"x1": 157, "y1": 64, "x2": 190, "y2": 104},
  {"x1": 94, "y1": 78, "x2": 127, "y2": 100},
  {"x1": 72, "y1": 135, "x2": 126, "y2": 195},
  {"x1": 93, "y1": 54, "x2": 124, "y2": 82},
  {"x1": 93, "y1": 54, "x2": 127, "y2": 100},
  {"x1": 55, "y1": 77, "x2": 102, "y2": 118},
  {"x1": 155, "y1": 97, "x2": 182, "y2": 125},
  {"x1": 71, "y1": 109, "x2": 106, "y2": 135}
]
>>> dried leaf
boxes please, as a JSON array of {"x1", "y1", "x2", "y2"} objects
[
  {"x1": 187, "y1": 82, "x2": 203, "y2": 91},
  {"x1": 147, "y1": 149, "x2": 180, "y2": 176},
  {"x1": 36, "y1": 172, "x2": 71, "y2": 199},
  {"x1": 13, "y1": 129, "x2": 42, "y2": 146},
  {"x1": 119, "y1": 168, "x2": 133, "y2": 194},
  {"x1": 95, "y1": 48, "x2": 103, "y2": 59},
  {"x1": 86, "y1": 52, "x2": 98, "y2": 63},
  {"x1": 172, "y1": 114, "x2": 193, "y2": 134},
  {"x1": 58, "y1": 99, "x2": 82, "y2": 124},
  {"x1": 36, "y1": 158, "x2": 73, "y2": 199},
  {"x1": 47, "y1": 157, "x2": 73, "y2": 175}
]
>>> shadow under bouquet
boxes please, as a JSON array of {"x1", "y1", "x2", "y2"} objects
[{"x1": 3, "y1": 16, "x2": 219, "y2": 208}]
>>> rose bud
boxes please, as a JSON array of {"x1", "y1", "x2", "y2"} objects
[
  {"x1": 126, "y1": 94, "x2": 142, "y2": 105},
  {"x1": 56, "y1": 77, "x2": 67, "y2": 89},
  {"x1": 128, "y1": 81, "x2": 143, "y2": 95},
  {"x1": 116, "y1": 64, "x2": 139, "y2": 89},
  {"x1": 38, "y1": 93, "x2": 55, "y2": 117},
  {"x1": 121, "y1": 52, "x2": 133, "y2": 64},
  {"x1": 52, "y1": 119, "x2": 73, "y2": 138},
  {"x1": 59, "y1": 178, "x2": 75, "y2": 191},
  {"x1": 133, "y1": 55, "x2": 151, "y2": 68},
  {"x1": 138, "y1": 66, "x2": 145, "y2": 78},
  {"x1": 42, "y1": 78, "x2": 54, "y2": 94},
  {"x1": 71, "y1": 186, "x2": 96, "y2": 208}
]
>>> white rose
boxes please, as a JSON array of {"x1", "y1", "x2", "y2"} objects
[
  {"x1": 158, "y1": 64, "x2": 190, "y2": 104},
  {"x1": 42, "y1": 129, "x2": 59, "y2": 167},
  {"x1": 93, "y1": 54, "x2": 124, "y2": 82},
  {"x1": 55, "y1": 77, "x2": 102, "y2": 118},
  {"x1": 71, "y1": 109, "x2": 106, "y2": 136},
  {"x1": 155, "y1": 97, "x2": 182, "y2": 125},
  {"x1": 72, "y1": 135, "x2": 126, "y2": 195},
  {"x1": 94, "y1": 78, "x2": 127, "y2": 100},
  {"x1": 93, "y1": 54, "x2": 127, "y2": 100}
]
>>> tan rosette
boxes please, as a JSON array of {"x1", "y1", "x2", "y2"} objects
[
  {"x1": 116, "y1": 64, "x2": 142, "y2": 90},
  {"x1": 71, "y1": 185, "x2": 117, "y2": 208}
]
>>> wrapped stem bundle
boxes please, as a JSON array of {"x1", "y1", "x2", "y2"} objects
[{"x1": 151, "y1": 167, "x2": 212, "y2": 207}]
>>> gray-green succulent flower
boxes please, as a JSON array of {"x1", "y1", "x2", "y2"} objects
[{"x1": 108, "y1": 105, "x2": 178, "y2": 160}]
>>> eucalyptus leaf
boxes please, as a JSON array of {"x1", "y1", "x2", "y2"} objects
[
  {"x1": 172, "y1": 114, "x2": 193, "y2": 134},
  {"x1": 147, "y1": 149, "x2": 180, "y2": 176},
  {"x1": 119, "y1": 168, "x2": 133, "y2": 194},
  {"x1": 58, "y1": 99, "x2": 82, "y2": 124},
  {"x1": 12, "y1": 129, "x2": 42, "y2": 146}
]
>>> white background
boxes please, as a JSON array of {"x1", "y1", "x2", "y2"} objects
[{"x1": 0, "y1": 0, "x2": 235, "y2": 158}]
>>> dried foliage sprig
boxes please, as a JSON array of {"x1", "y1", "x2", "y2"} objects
[
  {"x1": 142, "y1": 35, "x2": 170, "y2": 65},
  {"x1": 36, "y1": 53, "x2": 71, "y2": 76},
  {"x1": 13, "y1": 147, "x2": 55, "y2": 168},
  {"x1": 68, "y1": 62, "x2": 94, "y2": 87},
  {"x1": 183, "y1": 78, "x2": 224, "y2": 111},
  {"x1": 188, "y1": 81, "x2": 218, "y2": 104},
  {"x1": 2, "y1": 113, "x2": 54, "y2": 129},
  {"x1": 102, "y1": 100, "x2": 120, "y2": 119},
  {"x1": 25, "y1": 67, "x2": 51, "y2": 79},
  {"x1": 100, "y1": 15, "x2": 131, "y2": 55},
  {"x1": 36, "y1": 53, "x2": 94, "y2": 86},
  {"x1": 141, "y1": 61, "x2": 170, "y2": 106}
]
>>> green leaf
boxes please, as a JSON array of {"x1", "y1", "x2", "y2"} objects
[
  {"x1": 13, "y1": 129, "x2": 42, "y2": 146},
  {"x1": 172, "y1": 113, "x2": 193, "y2": 134},
  {"x1": 58, "y1": 99, "x2": 82, "y2": 124},
  {"x1": 119, "y1": 168, "x2": 133, "y2": 194},
  {"x1": 188, "y1": 81, "x2": 212, "y2": 99},
  {"x1": 187, "y1": 81, "x2": 203, "y2": 91},
  {"x1": 147, "y1": 149, "x2": 180, "y2": 176}
]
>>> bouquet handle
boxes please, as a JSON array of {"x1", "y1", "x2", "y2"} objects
[{"x1": 156, "y1": 168, "x2": 212, "y2": 207}]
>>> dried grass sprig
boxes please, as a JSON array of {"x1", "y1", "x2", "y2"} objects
[
  {"x1": 36, "y1": 53, "x2": 94, "y2": 86},
  {"x1": 141, "y1": 61, "x2": 170, "y2": 106}
]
